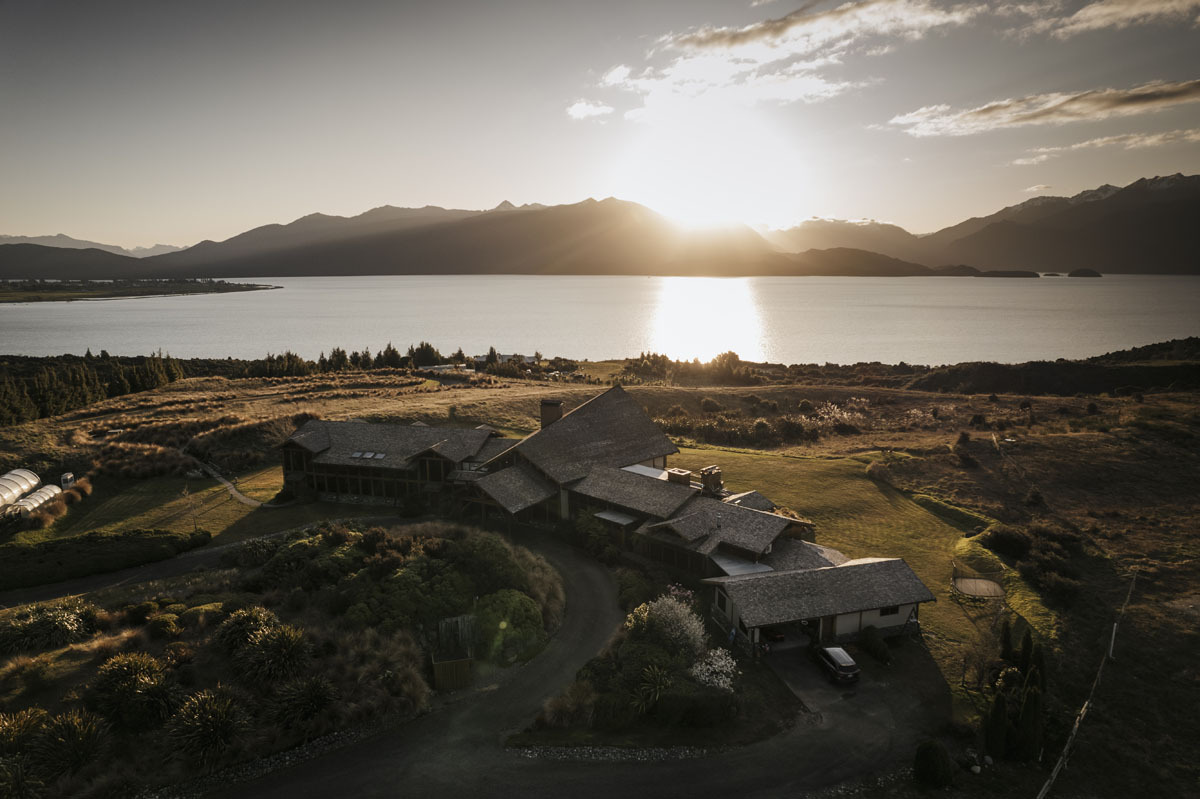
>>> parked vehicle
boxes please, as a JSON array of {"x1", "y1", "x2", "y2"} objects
[{"x1": 815, "y1": 646, "x2": 860, "y2": 683}]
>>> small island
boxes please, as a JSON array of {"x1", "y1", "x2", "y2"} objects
[
  {"x1": 977, "y1": 270, "x2": 1040, "y2": 278},
  {"x1": 1068, "y1": 268, "x2": 1102, "y2": 277},
  {"x1": 0, "y1": 278, "x2": 279, "y2": 303}
]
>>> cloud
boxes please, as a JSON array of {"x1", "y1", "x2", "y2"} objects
[
  {"x1": 1023, "y1": 184, "x2": 1052, "y2": 192},
  {"x1": 1043, "y1": 0, "x2": 1200, "y2": 37},
  {"x1": 1012, "y1": 126, "x2": 1200, "y2": 163},
  {"x1": 668, "y1": 0, "x2": 979, "y2": 52},
  {"x1": 566, "y1": 100, "x2": 615, "y2": 120},
  {"x1": 890, "y1": 78, "x2": 1200, "y2": 136}
]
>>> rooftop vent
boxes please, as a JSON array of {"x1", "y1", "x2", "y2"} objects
[{"x1": 540, "y1": 399, "x2": 564, "y2": 429}]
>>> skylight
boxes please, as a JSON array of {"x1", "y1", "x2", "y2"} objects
[{"x1": 351, "y1": 451, "x2": 364, "y2": 458}]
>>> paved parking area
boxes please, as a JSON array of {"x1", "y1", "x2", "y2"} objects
[{"x1": 765, "y1": 637, "x2": 950, "y2": 732}]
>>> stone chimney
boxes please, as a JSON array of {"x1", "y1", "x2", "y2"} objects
[{"x1": 540, "y1": 399, "x2": 564, "y2": 429}]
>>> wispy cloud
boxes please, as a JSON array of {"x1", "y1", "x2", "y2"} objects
[
  {"x1": 1038, "y1": 0, "x2": 1200, "y2": 37},
  {"x1": 890, "y1": 78, "x2": 1200, "y2": 136},
  {"x1": 1012, "y1": 126, "x2": 1200, "y2": 163},
  {"x1": 596, "y1": 0, "x2": 976, "y2": 123},
  {"x1": 566, "y1": 99, "x2": 614, "y2": 120},
  {"x1": 668, "y1": 0, "x2": 979, "y2": 52},
  {"x1": 1023, "y1": 183, "x2": 1052, "y2": 192}
]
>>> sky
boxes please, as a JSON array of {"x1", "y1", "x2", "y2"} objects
[{"x1": 2, "y1": 0, "x2": 1198, "y2": 248}]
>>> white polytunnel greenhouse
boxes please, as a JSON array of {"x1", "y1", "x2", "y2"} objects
[
  {"x1": 0, "y1": 468, "x2": 41, "y2": 507},
  {"x1": 15, "y1": 484, "x2": 63, "y2": 517}
]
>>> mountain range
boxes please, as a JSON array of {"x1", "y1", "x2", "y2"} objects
[
  {"x1": 1, "y1": 174, "x2": 1195, "y2": 280},
  {"x1": 0, "y1": 234, "x2": 184, "y2": 258}
]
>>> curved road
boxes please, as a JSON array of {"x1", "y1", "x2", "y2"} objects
[{"x1": 214, "y1": 528, "x2": 945, "y2": 799}]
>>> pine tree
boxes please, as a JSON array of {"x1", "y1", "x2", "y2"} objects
[
  {"x1": 1016, "y1": 686, "x2": 1042, "y2": 761},
  {"x1": 999, "y1": 618, "x2": 1013, "y2": 662},
  {"x1": 1019, "y1": 629, "x2": 1034, "y2": 675},
  {"x1": 1030, "y1": 643, "x2": 1047, "y2": 693},
  {"x1": 985, "y1": 692, "x2": 1008, "y2": 758}
]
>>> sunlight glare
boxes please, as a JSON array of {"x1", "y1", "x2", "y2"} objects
[{"x1": 649, "y1": 277, "x2": 766, "y2": 362}]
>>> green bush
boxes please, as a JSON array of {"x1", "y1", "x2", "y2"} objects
[
  {"x1": 178, "y1": 602, "x2": 225, "y2": 629},
  {"x1": 273, "y1": 676, "x2": 337, "y2": 728},
  {"x1": 700, "y1": 397, "x2": 722, "y2": 412},
  {"x1": 0, "y1": 528, "x2": 211, "y2": 591},
  {"x1": 0, "y1": 601, "x2": 99, "y2": 655},
  {"x1": 125, "y1": 601, "x2": 159, "y2": 625},
  {"x1": 913, "y1": 739, "x2": 954, "y2": 787},
  {"x1": 146, "y1": 613, "x2": 180, "y2": 640},
  {"x1": 652, "y1": 682, "x2": 736, "y2": 727},
  {"x1": 979, "y1": 523, "x2": 1033, "y2": 559},
  {"x1": 234, "y1": 624, "x2": 311, "y2": 685},
  {"x1": 859, "y1": 626, "x2": 892, "y2": 665},
  {"x1": 0, "y1": 709, "x2": 49, "y2": 756},
  {"x1": 87, "y1": 652, "x2": 176, "y2": 733},
  {"x1": 474, "y1": 589, "x2": 546, "y2": 663},
  {"x1": 28, "y1": 710, "x2": 108, "y2": 778},
  {"x1": 615, "y1": 568, "x2": 656, "y2": 612},
  {"x1": 213, "y1": 606, "x2": 279, "y2": 653},
  {"x1": 168, "y1": 689, "x2": 245, "y2": 769},
  {"x1": 0, "y1": 755, "x2": 43, "y2": 798},
  {"x1": 984, "y1": 693, "x2": 1008, "y2": 757}
]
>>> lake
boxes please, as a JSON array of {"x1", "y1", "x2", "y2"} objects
[{"x1": 2, "y1": 274, "x2": 1198, "y2": 365}]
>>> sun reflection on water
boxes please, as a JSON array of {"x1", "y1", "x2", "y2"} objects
[{"x1": 648, "y1": 277, "x2": 766, "y2": 362}]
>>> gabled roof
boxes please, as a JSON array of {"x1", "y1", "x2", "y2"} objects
[
  {"x1": 704, "y1": 558, "x2": 935, "y2": 628},
  {"x1": 496, "y1": 386, "x2": 678, "y2": 485},
  {"x1": 762, "y1": 537, "x2": 847, "y2": 571},
  {"x1": 645, "y1": 496, "x2": 798, "y2": 557},
  {"x1": 723, "y1": 490, "x2": 777, "y2": 512},
  {"x1": 287, "y1": 419, "x2": 494, "y2": 468},
  {"x1": 474, "y1": 464, "x2": 557, "y2": 514},
  {"x1": 571, "y1": 466, "x2": 697, "y2": 519}
]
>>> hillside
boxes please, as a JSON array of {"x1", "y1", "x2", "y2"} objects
[
  {"x1": 0, "y1": 234, "x2": 183, "y2": 258},
  {"x1": 0, "y1": 244, "x2": 158, "y2": 280}
]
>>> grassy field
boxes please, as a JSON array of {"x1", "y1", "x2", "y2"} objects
[
  {"x1": 13, "y1": 464, "x2": 396, "y2": 548},
  {"x1": 672, "y1": 446, "x2": 1055, "y2": 721}
]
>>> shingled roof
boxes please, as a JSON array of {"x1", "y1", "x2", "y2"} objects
[
  {"x1": 287, "y1": 419, "x2": 494, "y2": 468},
  {"x1": 474, "y1": 464, "x2": 558, "y2": 514},
  {"x1": 497, "y1": 386, "x2": 678, "y2": 485},
  {"x1": 571, "y1": 467, "x2": 697, "y2": 519},
  {"x1": 645, "y1": 496, "x2": 797, "y2": 557},
  {"x1": 704, "y1": 558, "x2": 935, "y2": 628}
]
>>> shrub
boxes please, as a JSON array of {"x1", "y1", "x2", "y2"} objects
[
  {"x1": 0, "y1": 708, "x2": 49, "y2": 756},
  {"x1": 913, "y1": 739, "x2": 954, "y2": 787},
  {"x1": 539, "y1": 680, "x2": 596, "y2": 729},
  {"x1": 699, "y1": 397, "x2": 722, "y2": 413},
  {"x1": 0, "y1": 601, "x2": 99, "y2": 655},
  {"x1": 273, "y1": 676, "x2": 338, "y2": 728},
  {"x1": 234, "y1": 624, "x2": 310, "y2": 685},
  {"x1": 125, "y1": 601, "x2": 159, "y2": 626},
  {"x1": 87, "y1": 652, "x2": 176, "y2": 732},
  {"x1": 984, "y1": 693, "x2": 1008, "y2": 758},
  {"x1": 859, "y1": 626, "x2": 891, "y2": 665},
  {"x1": 0, "y1": 755, "x2": 43, "y2": 798},
  {"x1": 652, "y1": 682, "x2": 736, "y2": 727},
  {"x1": 28, "y1": 710, "x2": 108, "y2": 778},
  {"x1": 798, "y1": 399, "x2": 814, "y2": 414},
  {"x1": 979, "y1": 523, "x2": 1032, "y2": 559},
  {"x1": 688, "y1": 648, "x2": 739, "y2": 693},
  {"x1": 146, "y1": 613, "x2": 180, "y2": 640},
  {"x1": 474, "y1": 589, "x2": 546, "y2": 663},
  {"x1": 624, "y1": 596, "x2": 707, "y2": 663},
  {"x1": 615, "y1": 568, "x2": 656, "y2": 612},
  {"x1": 178, "y1": 602, "x2": 225, "y2": 629},
  {"x1": 213, "y1": 606, "x2": 279, "y2": 653},
  {"x1": 11, "y1": 655, "x2": 54, "y2": 694},
  {"x1": 168, "y1": 689, "x2": 245, "y2": 769},
  {"x1": 865, "y1": 461, "x2": 892, "y2": 485},
  {"x1": 1014, "y1": 687, "x2": 1042, "y2": 761}
]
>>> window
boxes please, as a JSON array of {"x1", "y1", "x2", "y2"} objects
[
  {"x1": 716, "y1": 590, "x2": 727, "y2": 613},
  {"x1": 880, "y1": 605, "x2": 900, "y2": 617}
]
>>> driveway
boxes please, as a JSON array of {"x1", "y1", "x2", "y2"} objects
[{"x1": 211, "y1": 541, "x2": 951, "y2": 799}]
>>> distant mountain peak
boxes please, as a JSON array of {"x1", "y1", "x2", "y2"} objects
[{"x1": 491, "y1": 200, "x2": 517, "y2": 211}]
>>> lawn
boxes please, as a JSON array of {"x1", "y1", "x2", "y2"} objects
[
  {"x1": 13, "y1": 464, "x2": 397, "y2": 548},
  {"x1": 672, "y1": 445, "x2": 1057, "y2": 722}
]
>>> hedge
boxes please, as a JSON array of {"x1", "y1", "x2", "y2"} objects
[{"x1": 0, "y1": 528, "x2": 211, "y2": 591}]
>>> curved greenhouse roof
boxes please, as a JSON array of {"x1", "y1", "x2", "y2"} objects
[
  {"x1": 15, "y1": 484, "x2": 62, "y2": 516},
  {"x1": 0, "y1": 469, "x2": 40, "y2": 507}
]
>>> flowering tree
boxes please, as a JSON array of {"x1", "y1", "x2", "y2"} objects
[
  {"x1": 689, "y1": 648, "x2": 739, "y2": 693},
  {"x1": 624, "y1": 595, "x2": 707, "y2": 662}
]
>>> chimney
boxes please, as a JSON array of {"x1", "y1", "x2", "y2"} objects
[
  {"x1": 666, "y1": 468, "x2": 692, "y2": 486},
  {"x1": 540, "y1": 399, "x2": 564, "y2": 429},
  {"x1": 698, "y1": 465, "x2": 723, "y2": 496}
]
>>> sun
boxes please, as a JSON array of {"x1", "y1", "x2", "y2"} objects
[{"x1": 610, "y1": 102, "x2": 812, "y2": 230}]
